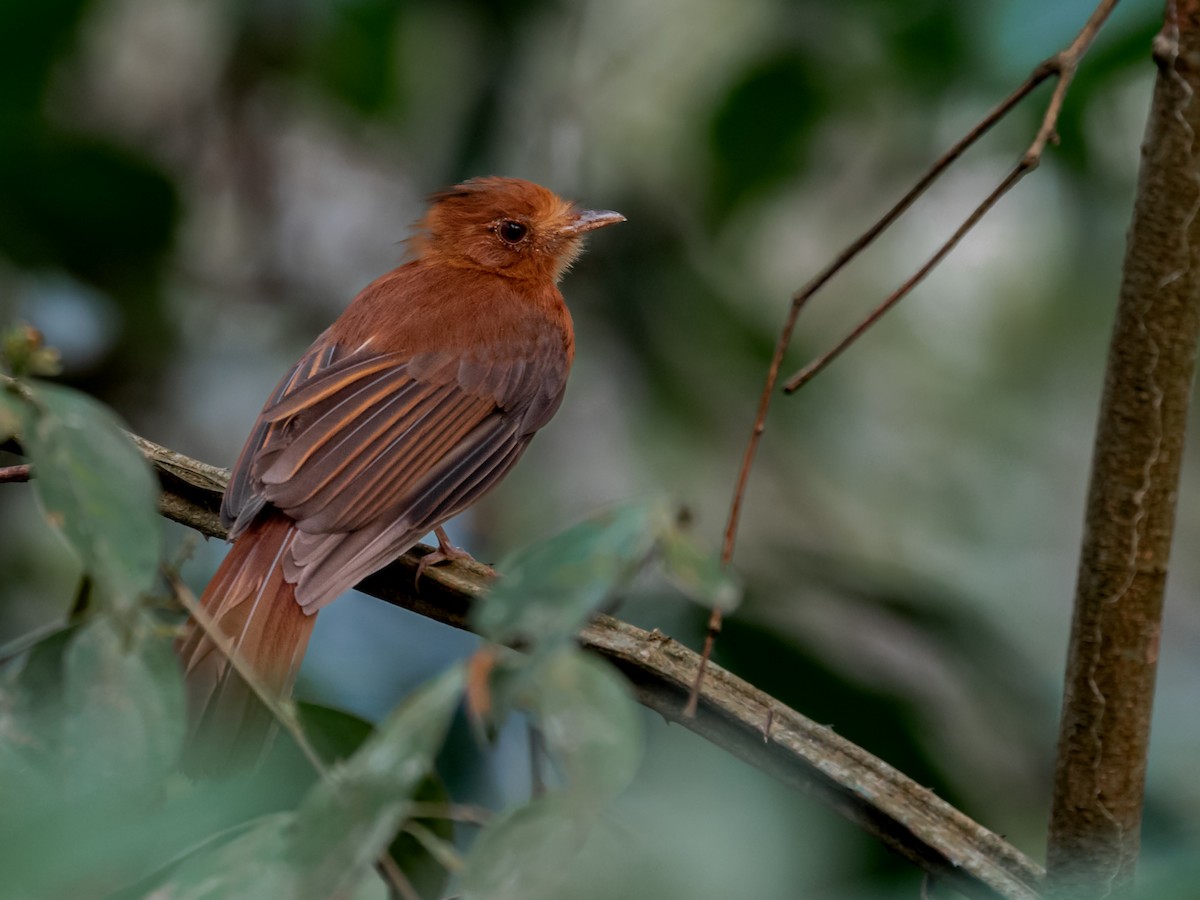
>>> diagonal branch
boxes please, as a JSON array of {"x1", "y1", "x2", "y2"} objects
[{"x1": 127, "y1": 436, "x2": 1043, "y2": 899}]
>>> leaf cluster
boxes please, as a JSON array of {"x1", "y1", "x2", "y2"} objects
[{"x1": 0, "y1": 326, "x2": 735, "y2": 898}]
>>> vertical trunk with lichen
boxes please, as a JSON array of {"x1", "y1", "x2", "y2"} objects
[{"x1": 1046, "y1": 5, "x2": 1200, "y2": 898}]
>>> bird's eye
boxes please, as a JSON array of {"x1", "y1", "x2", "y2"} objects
[{"x1": 498, "y1": 220, "x2": 528, "y2": 244}]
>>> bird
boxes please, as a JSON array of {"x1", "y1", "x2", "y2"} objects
[{"x1": 177, "y1": 176, "x2": 623, "y2": 763}]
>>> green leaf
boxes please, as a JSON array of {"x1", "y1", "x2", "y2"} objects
[
  {"x1": 289, "y1": 666, "x2": 462, "y2": 886},
  {"x1": 0, "y1": 386, "x2": 20, "y2": 442},
  {"x1": 0, "y1": 0, "x2": 91, "y2": 117},
  {"x1": 310, "y1": 0, "x2": 403, "y2": 116},
  {"x1": 296, "y1": 701, "x2": 376, "y2": 763},
  {"x1": 159, "y1": 666, "x2": 463, "y2": 900},
  {"x1": 658, "y1": 525, "x2": 742, "y2": 612},
  {"x1": 62, "y1": 615, "x2": 185, "y2": 792},
  {"x1": 708, "y1": 50, "x2": 828, "y2": 219},
  {"x1": 473, "y1": 501, "x2": 669, "y2": 654},
  {"x1": 0, "y1": 615, "x2": 188, "y2": 897},
  {"x1": 460, "y1": 651, "x2": 642, "y2": 900},
  {"x1": 461, "y1": 795, "x2": 589, "y2": 900},
  {"x1": 527, "y1": 650, "x2": 643, "y2": 802},
  {"x1": 389, "y1": 777, "x2": 455, "y2": 900},
  {"x1": 0, "y1": 647, "x2": 58, "y2": 811},
  {"x1": 295, "y1": 703, "x2": 454, "y2": 899},
  {"x1": 152, "y1": 813, "x2": 296, "y2": 900},
  {"x1": 17, "y1": 381, "x2": 161, "y2": 607},
  {"x1": 0, "y1": 128, "x2": 178, "y2": 284},
  {"x1": 1, "y1": 323, "x2": 61, "y2": 378}
]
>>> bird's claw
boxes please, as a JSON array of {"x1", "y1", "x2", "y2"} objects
[{"x1": 414, "y1": 527, "x2": 495, "y2": 587}]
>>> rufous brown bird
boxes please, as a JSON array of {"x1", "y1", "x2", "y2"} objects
[{"x1": 178, "y1": 177, "x2": 623, "y2": 760}]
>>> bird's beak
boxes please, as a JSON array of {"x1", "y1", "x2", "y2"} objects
[{"x1": 561, "y1": 209, "x2": 626, "y2": 236}]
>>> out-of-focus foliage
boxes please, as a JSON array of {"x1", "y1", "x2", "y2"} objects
[
  {"x1": 3, "y1": 0, "x2": 1198, "y2": 897},
  {"x1": 0, "y1": 0, "x2": 179, "y2": 394},
  {"x1": 155, "y1": 668, "x2": 463, "y2": 900},
  {"x1": 461, "y1": 500, "x2": 739, "y2": 898},
  {"x1": 0, "y1": 357, "x2": 673, "y2": 897}
]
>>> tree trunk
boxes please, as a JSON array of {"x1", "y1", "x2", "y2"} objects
[{"x1": 1045, "y1": 4, "x2": 1200, "y2": 897}]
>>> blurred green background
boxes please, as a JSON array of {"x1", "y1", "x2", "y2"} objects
[{"x1": 2, "y1": 0, "x2": 1196, "y2": 896}]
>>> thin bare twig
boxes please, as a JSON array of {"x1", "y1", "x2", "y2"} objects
[
  {"x1": 0, "y1": 464, "x2": 31, "y2": 483},
  {"x1": 377, "y1": 853, "x2": 423, "y2": 900},
  {"x1": 723, "y1": 65, "x2": 1053, "y2": 553},
  {"x1": 782, "y1": 0, "x2": 1118, "y2": 395},
  {"x1": 404, "y1": 802, "x2": 492, "y2": 826},
  {"x1": 402, "y1": 819, "x2": 466, "y2": 873},
  {"x1": 784, "y1": 165, "x2": 1024, "y2": 396},
  {"x1": 692, "y1": 0, "x2": 1122, "y2": 719}
]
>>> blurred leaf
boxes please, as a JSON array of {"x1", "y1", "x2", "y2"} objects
[
  {"x1": 708, "y1": 50, "x2": 828, "y2": 219},
  {"x1": 289, "y1": 665, "x2": 462, "y2": 882},
  {"x1": 0, "y1": 622, "x2": 80, "y2": 762},
  {"x1": 862, "y1": 1, "x2": 970, "y2": 92},
  {"x1": 0, "y1": 128, "x2": 178, "y2": 284},
  {"x1": 528, "y1": 650, "x2": 643, "y2": 802},
  {"x1": 154, "y1": 812, "x2": 296, "y2": 900},
  {"x1": 658, "y1": 524, "x2": 741, "y2": 612},
  {"x1": 0, "y1": 615, "x2": 189, "y2": 898},
  {"x1": 16, "y1": 380, "x2": 161, "y2": 607},
  {"x1": 311, "y1": 0, "x2": 403, "y2": 115},
  {"x1": 390, "y1": 777, "x2": 455, "y2": 900},
  {"x1": 158, "y1": 666, "x2": 462, "y2": 899},
  {"x1": 232, "y1": 0, "x2": 404, "y2": 117},
  {"x1": 461, "y1": 794, "x2": 587, "y2": 900},
  {"x1": 1, "y1": 322, "x2": 61, "y2": 378},
  {"x1": 0, "y1": 387, "x2": 19, "y2": 442},
  {"x1": 296, "y1": 702, "x2": 454, "y2": 899},
  {"x1": 0, "y1": 638, "x2": 58, "y2": 808},
  {"x1": 0, "y1": 0, "x2": 91, "y2": 117},
  {"x1": 296, "y1": 701, "x2": 375, "y2": 762},
  {"x1": 461, "y1": 648, "x2": 643, "y2": 897},
  {"x1": 62, "y1": 614, "x2": 185, "y2": 792},
  {"x1": 473, "y1": 501, "x2": 669, "y2": 654}
]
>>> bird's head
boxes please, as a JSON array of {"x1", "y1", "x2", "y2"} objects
[{"x1": 413, "y1": 176, "x2": 624, "y2": 283}]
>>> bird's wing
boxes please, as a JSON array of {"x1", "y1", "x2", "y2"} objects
[{"x1": 222, "y1": 329, "x2": 568, "y2": 610}]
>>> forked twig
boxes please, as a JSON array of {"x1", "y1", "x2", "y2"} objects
[
  {"x1": 685, "y1": 0, "x2": 1122, "y2": 717},
  {"x1": 782, "y1": 0, "x2": 1119, "y2": 395}
]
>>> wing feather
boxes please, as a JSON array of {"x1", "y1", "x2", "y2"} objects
[
  {"x1": 290, "y1": 386, "x2": 491, "y2": 532},
  {"x1": 223, "y1": 309, "x2": 570, "y2": 611},
  {"x1": 259, "y1": 367, "x2": 415, "y2": 484},
  {"x1": 261, "y1": 352, "x2": 407, "y2": 423},
  {"x1": 263, "y1": 379, "x2": 434, "y2": 518},
  {"x1": 223, "y1": 343, "x2": 339, "y2": 534}
]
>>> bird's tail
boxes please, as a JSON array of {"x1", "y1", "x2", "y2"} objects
[{"x1": 177, "y1": 512, "x2": 315, "y2": 769}]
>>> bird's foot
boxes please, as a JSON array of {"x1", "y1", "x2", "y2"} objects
[{"x1": 415, "y1": 527, "x2": 496, "y2": 585}]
